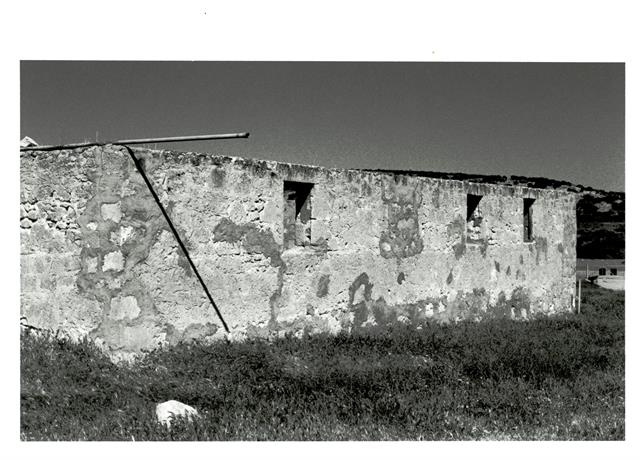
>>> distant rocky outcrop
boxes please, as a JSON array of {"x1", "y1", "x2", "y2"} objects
[{"x1": 364, "y1": 169, "x2": 625, "y2": 259}]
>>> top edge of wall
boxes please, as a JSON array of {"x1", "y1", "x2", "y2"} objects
[{"x1": 19, "y1": 144, "x2": 579, "y2": 200}]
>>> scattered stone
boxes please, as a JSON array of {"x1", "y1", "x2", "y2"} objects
[
  {"x1": 156, "y1": 400, "x2": 199, "y2": 428},
  {"x1": 20, "y1": 218, "x2": 32, "y2": 229},
  {"x1": 87, "y1": 222, "x2": 98, "y2": 231}
]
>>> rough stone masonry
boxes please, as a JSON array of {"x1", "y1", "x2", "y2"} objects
[{"x1": 20, "y1": 145, "x2": 577, "y2": 359}]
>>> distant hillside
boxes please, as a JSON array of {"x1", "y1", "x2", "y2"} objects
[
  {"x1": 363, "y1": 169, "x2": 625, "y2": 259},
  {"x1": 575, "y1": 190, "x2": 624, "y2": 259}
]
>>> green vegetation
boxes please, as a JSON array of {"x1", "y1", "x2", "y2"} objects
[{"x1": 21, "y1": 284, "x2": 624, "y2": 441}]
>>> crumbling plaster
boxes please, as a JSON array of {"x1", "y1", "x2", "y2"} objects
[{"x1": 20, "y1": 145, "x2": 577, "y2": 357}]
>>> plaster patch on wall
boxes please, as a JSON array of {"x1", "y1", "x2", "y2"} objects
[
  {"x1": 348, "y1": 272, "x2": 373, "y2": 326},
  {"x1": 103, "y1": 250, "x2": 124, "y2": 272},
  {"x1": 213, "y1": 217, "x2": 283, "y2": 267},
  {"x1": 316, "y1": 274, "x2": 330, "y2": 298},
  {"x1": 495, "y1": 286, "x2": 532, "y2": 319},
  {"x1": 166, "y1": 322, "x2": 220, "y2": 345},
  {"x1": 535, "y1": 236, "x2": 549, "y2": 264},
  {"x1": 379, "y1": 180, "x2": 424, "y2": 259},
  {"x1": 269, "y1": 264, "x2": 287, "y2": 329},
  {"x1": 443, "y1": 288, "x2": 489, "y2": 320},
  {"x1": 431, "y1": 187, "x2": 441, "y2": 208},
  {"x1": 109, "y1": 295, "x2": 140, "y2": 321},
  {"x1": 175, "y1": 248, "x2": 193, "y2": 277},
  {"x1": 87, "y1": 257, "x2": 98, "y2": 273},
  {"x1": 210, "y1": 167, "x2": 226, "y2": 187},
  {"x1": 446, "y1": 270, "x2": 454, "y2": 284},
  {"x1": 447, "y1": 215, "x2": 466, "y2": 260},
  {"x1": 115, "y1": 226, "x2": 135, "y2": 246},
  {"x1": 101, "y1": 202, "x2": 122, "y2": 223}
]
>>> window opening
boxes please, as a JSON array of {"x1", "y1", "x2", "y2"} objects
[
  {"x1": 523, "y1": 198, "x2": 535, "y2": 242},
  {"x1": 283, "y1": 181, "x2": 313, "y2": 249},
  {"x1": 610, "y1": 268, "x2": 617, "y2": 276},
  {"x1": 466, "y1": 194, "x2": 483, "y2": 242},
  {"x1": 598, "y1": 268, "x2": 606, "y2": 276}
]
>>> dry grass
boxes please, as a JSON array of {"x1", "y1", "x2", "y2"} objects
[{"x1": 21, "y1": 283, "x2": 624, "y2": 440}]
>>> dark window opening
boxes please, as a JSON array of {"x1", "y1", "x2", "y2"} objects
[
  {"x1": 466, "y1": 194, "x2": 483, "y2": 242},
  {"x1": 610, "y1": 268, "x2": 618, "y2": 276},
  {"x1": 283, "y1": 181, "x2": 313, "y2": 249},
  {"x1": 523, "y1": 198, "x2": 535, "y2": 242},
  {"x1": 466, "y1": 194, "x2": 482, "y2": 221},
  {"x1": 599, "y1": 268, "x2": 606, "y2": 276}
]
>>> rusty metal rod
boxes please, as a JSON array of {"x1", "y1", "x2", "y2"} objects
[
  {"x1": 20, "y1": 132, "x2": 250, "y2": 152},
  {"x1": 123, "y1": 145, "x2": 230, "y2": 334}
]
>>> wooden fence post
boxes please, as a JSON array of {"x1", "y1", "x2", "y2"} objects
[{"x1": 578, "y1": 279, "x2": 582, "y2": 314}]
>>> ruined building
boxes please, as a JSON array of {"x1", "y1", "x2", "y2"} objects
[{"x1": 20, "y1": 145, "x2": 577, "y2": 358}]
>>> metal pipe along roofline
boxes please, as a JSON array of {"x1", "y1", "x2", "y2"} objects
[{"x1": 19, "y1": 132, "x2": 250, "y2": 152}]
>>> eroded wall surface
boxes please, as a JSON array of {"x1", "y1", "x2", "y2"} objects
[{"x1": 20, "y1": 145, "x2": 577, "y2": 357}]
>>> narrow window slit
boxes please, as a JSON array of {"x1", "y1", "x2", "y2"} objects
[
  {"x1": 283, "y1": 181, "x2": 313, "y2": 248},
  {"x1": 523, "y1": 198, "x2": 535, "y2": 242},
  {"x1": 466, "y1": 194, "x2": 483, "y2": 242}
]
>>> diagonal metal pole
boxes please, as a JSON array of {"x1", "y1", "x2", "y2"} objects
[{"x1": 123, "y1": 145, "x2": 230, "y2": 333}]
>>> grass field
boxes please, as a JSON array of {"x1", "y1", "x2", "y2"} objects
[{"x1": 20, "y1": 283, "x2": 624, "y2": 441}]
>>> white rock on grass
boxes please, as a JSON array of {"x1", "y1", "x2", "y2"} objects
[{"x1": 156, "y1": 400, "x2": 200, "y2": 428}]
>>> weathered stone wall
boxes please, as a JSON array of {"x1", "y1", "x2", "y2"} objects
[{"x1": 20, "y1": 145, "x2": 577, "y2": 358}]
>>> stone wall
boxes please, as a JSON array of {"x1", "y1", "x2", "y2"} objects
[{"x1": 20, "y1": 145, "x2": 577, "y2": 358}]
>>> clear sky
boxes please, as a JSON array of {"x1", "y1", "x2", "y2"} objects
[{"x1": 20, "y1": 61, "x2": 624, "y2": 192}]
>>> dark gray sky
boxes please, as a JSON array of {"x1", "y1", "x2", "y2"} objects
[{"x1": 20, "y1": 61, "x2": 624, "y2": 191}]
